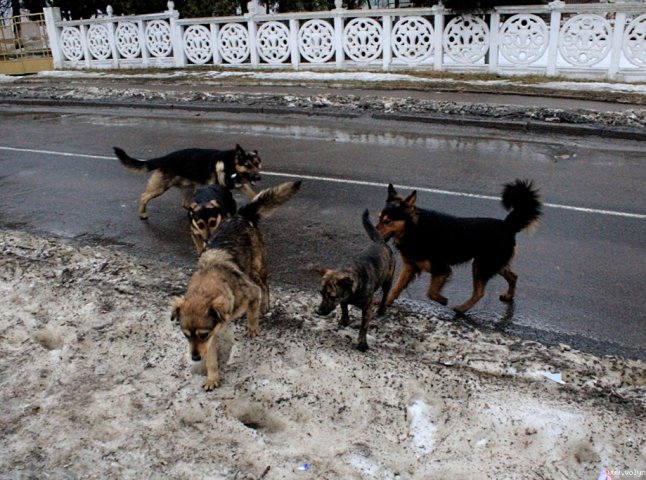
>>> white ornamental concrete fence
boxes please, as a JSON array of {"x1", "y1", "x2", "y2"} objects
[{"x1": 43, "y1": 1, "x2": 646, "y2": 81}]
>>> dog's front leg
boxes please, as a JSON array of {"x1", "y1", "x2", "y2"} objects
[
  {"x1": 427, "y1": 271, "x2": 450, "y2": 306},
  {"x1": 339, "y1": 302, "x2": 350, "y2": 327},
  {"x1": 190, "y1": 232, "x2": 206, "y2": 254},
  {"x1": 238, "y1": 182, "x2": 257, "y2": 201},
  {"x1": 181, "y1": 185, "x2": 195, "y2": 209},
  {"x1": 386, "y1": 262, "x2": 417, "y2": 305},
  {"x1": 203, "y1": 334, "x2": 220, "y2": 391}
]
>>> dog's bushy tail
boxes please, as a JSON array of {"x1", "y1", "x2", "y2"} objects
[
  {"x1": 362, "y1": 209, "x2": 384, "y2": 244},
  {"x1": 502, "y1": 179, "x2": 542, "y2": 233},
  {"x1": 238, "y1": 180, "x2": 302, "y2": 226},
  {"x1": 113, "y1": 147, "x2": 152, "y2": 172}
]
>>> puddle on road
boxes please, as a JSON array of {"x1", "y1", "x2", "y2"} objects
[{"x1": 82, "y1": 113, "x2": 540, "y2": 158}]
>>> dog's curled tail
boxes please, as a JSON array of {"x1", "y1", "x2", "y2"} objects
[
  {"x1": 502, "y1": 179, "x2": 542, "y2": 233},
  {"x1": 113, "y1": 147, "x2": 151, "y2": 172},
  {"x1": 362, "y1": 209, "x2": 384, "y2": 244},
  {"x1": 238, "y1": 180, "x2": 302, "y2": 225}
]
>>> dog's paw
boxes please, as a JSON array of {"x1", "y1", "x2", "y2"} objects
[
  {"x1": 139, "y1": 213, "x2": 149, "y2": 220},
  {"x1": 357, "y1": 342, "x2": 369, "y2": 352},
  {"x1": 247, "y1": 327, "x2": 260, "y2": 337},
  {"x1": 203, "y1": 377, "x2": 220, "y2": 391},
  {"x1": 452, "y1": 305, "x2": 468, "y2": 315},
  {"x1": 499, "y1": 293, "x2": 514, "y2": 303}
]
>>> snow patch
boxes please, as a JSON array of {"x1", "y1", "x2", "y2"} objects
[{"x1": 408, "y1": 399, "x2": 437, "y2": 456}]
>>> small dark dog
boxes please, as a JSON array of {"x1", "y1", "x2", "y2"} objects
[
  {"x1": 188, "y1": 184, "x2": 237, "y2": 253},
  {"x1": 316, "y1": 209, "x2": 395, "y2": 351},
  {"x1": 114, "y1": 144, "x2": 261, "y2": 219},
  {"x1": 376, "y1": 180, "x2": 542, "y2": 314},
  {"x1": 172, "y1": 181, "x2": 301, "y2": 390}
]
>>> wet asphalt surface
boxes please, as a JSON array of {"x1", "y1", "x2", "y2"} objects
[{"x1": 0, "y1": 100, "x2": 644, "y2": 360}]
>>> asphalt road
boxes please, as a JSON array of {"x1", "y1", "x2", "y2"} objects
[{"x1": 0, "y1": 103, "x2": 644, "y2": 359}]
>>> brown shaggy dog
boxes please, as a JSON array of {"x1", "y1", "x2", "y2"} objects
[{"x1": 172, "y1": 181, "x2": 301, "y2": 390}]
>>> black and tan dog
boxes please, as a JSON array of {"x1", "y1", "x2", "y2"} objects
[
  {"x1": 114, "y1": 144, "x2": 261, "y2": 219},
  {"x1": 171, "y1": 181, "x2": 301, "y2": 390},
  {"x1": 316, "y1": 209, "x2": 395, "y2": 351},
  {"x1": 376, "y1": 180, "x2": 542, "y2": 314},
  {"x1": 188, "y1": 184, "x2": 237, "y2": 253}
]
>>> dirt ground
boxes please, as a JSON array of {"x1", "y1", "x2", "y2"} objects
[{"x1": 0, "y1": 228, "x2": 644, "y2": 480}]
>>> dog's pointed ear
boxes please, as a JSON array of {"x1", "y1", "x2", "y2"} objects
[
  {"x1": 387, "y1": 184, "x2": 398, "y2": 201},
  {"x1": 235, "y1": 144, "x2": 244, "y2": 153},
  {"x1": 206, "y1": 200, "x2": 220, "y2": 209},
  {"x1": 171, "y1": 296, "x2": 185, "y2": 323},
  {"x1": 403, "y1": 190, "x2": 417, "y2": 209},
  {"x1": 314, "y1": 266, "x2": 330, "y2": 277}
]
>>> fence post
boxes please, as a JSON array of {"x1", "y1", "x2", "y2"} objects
[
  {"x1": 382, "y1": 14, "x2": 392, "y2": 71},
  {"x1": 608, "y1": 11, "x2": 626, "y2": 80},
  {"x1": 488, "y1": 10, "x2": 500, "y2": 74},
  {"x1": 546, "y1": 0, "x2": 563, "y2": 76},
  {"x1": 43, "y1": 7, "x2": 63, "y2": 69},
  {"x1": 106, "y1": 7, "x2": 120, "y2": 69},
  {"x1": 290, "y1": 18, "x2": 300, "y2": 69},
  {"x1": 79, "y1": 24, "x2": 91, "y2": 68},
  {"x1": 333, "y1": 0, "x2": 345, "y2": 68},
  {"x1": 247, "y1": 16, "x2": 259, "y2": 66},
  {"x1": 432, "y1": 2, "x2": 444, "y2": 71},
  {"x1": 168, "y1": 3, "x2": 184, "y2": 67},
  {"x1": 211, "y1": 24, "x2": 221, "y2": 66}
]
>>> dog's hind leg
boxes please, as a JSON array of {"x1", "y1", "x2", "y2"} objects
[
  {"x1": 453, "y1": 263, "x2": 487, "y2": 314},
  {"x1": 357, "y1": 306, "x2": 374, "y2": 352},
  {"x1": 385, "y1": 261, "x2": 418, "y2": 305},
  {"x1": 247, "y1": 296, "x2": 261, "y2": 337},
  {"x1": 258, "y1": 271, "x2": 270, "y2": 314},
  {"x1": 377, "y1": 276, "x2": 393, "y2": 316},
  {"x1": 498, "y1": 265, "x2": 518, "y2": 302},
  {"x1": 139, "y1": 171, "x2": 171, "y2": 220}
]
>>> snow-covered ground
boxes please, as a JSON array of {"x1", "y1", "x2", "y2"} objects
[
  {"x1": 1, "y1": 229, "x2": 644, "y2": 479},
  {"x1": 1, "y1": 69, "x2": 645, "y2": 96}
]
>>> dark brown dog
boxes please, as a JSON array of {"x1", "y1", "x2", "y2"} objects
[
  {"x1": 376, "y1": 180, "x2": 542, "y2": 314},
  {"x1": 188, "y1": 184, "x2": 237, "y2": 253},
  {"x1": 172, "y1": 181, "x2": 301, "y2": 390},
  {"x1": 114, "y1": 144, "x2": 260, "y2": 219},
  {"x1": 316, "y1": 209, "x2": 395, "y2": 351}
]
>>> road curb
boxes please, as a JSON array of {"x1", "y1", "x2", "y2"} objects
[{"x1": 3, "y1": 97, "x2": 644, "y2": 141}]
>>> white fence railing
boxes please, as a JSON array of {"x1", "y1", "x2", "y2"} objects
[{"x1": 43, "y1": 1, "x2": 646, "y2": 81}]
